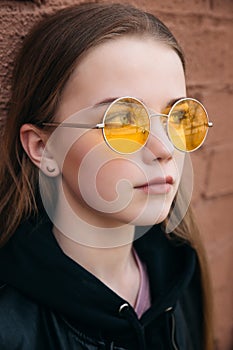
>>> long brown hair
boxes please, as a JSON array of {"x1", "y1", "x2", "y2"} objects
[{"x1": 0, "y1": 2, "x2": 213, "y2": 348}]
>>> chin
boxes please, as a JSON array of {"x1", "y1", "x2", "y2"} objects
[
  {"x1": 131, "y1": 213, "x2": 168, "y2": 227},
  {"x1": 119, "y1": 203, "x2": 171, "y2": 227}
]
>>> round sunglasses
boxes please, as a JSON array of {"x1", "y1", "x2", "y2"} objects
[{"x1": 42, "y1": 96, "x2": 213, "y2": 154}]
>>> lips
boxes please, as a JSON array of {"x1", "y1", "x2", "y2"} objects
[{"x1": 134, "y1": 176, "x2": 174, "y2": 195}]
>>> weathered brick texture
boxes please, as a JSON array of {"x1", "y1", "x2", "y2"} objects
[{"x1": 0, "y1": 0, "x2": 233, "y2": 349}]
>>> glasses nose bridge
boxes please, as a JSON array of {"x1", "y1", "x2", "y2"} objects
[
  {"x1": 148, "y1": 112, "x2": 169, "y2": 136},
  {"x1": 149, "y1": 111, "x2": 169, "y2": 120},
  {"x1": 147, "y1": 108, "x2": 169, "y2": 129},
  {"x1": 145, "y1": 112, "x2": 174, "y2": 156}
]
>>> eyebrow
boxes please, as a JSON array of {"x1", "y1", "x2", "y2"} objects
[
  {"x1": 94, "y1": 96, "x2": 186, "y2": 108},
  {"x1": 94, "y1": 97, "x2": 119, "y2": 106},
  {"x1": 165, "y1": 97, "x2": 186, "y2": 108},
  {"x1": 94, "y1": 96, "x2": 147, "y2": 106},
  {"x1": 165, "y1": 96, "x2": 186, "y2": 107}
]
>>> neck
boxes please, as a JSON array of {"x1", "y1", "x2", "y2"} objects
[
  {"x1": 50, "y1": 181, "x2": 140, "y2": 306},
  {"x1": 53, "y1": 226, "x2": 132, "y2": 278},
  {"x1": 53, "y1": 226, "x2": 140, "y2": 306}
]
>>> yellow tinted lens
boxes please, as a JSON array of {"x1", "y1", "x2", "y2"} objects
[
  {"x1": 103, "y1": 97, "x2": 150, "y2": 153},
  {"x1": 168, "y1": 99, "x2": 208, "y2": 151}
]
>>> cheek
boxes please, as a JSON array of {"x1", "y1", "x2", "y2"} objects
[
  {"x1": 77, "y1": 151, "x2": 148, "y2": 214},
  {"x1": 61, "y1": 131, "x2": 104, "y2": 192},
  {"x1": 95, "y1": 159, "x2": 142, "y2": 201},
  {"x1": 167, "y1": 149, "x2": 185, "y2": 188},
  {"x1": 60, "y1": 131, "x2": 144, "y2": 213}
]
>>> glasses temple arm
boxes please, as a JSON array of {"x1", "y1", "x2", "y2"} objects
[{"x1": 42, "y1": 122, "x2": 104, "y2": 129}]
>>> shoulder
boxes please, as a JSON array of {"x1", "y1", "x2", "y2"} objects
[
  {"x1": 0, "y1": 284, "x2": 105, "y2": 350},
  {"x1": 0, "y1": 283, "x2": 41, "y2": 349},
  {"x1": 0, "y1": 283, "x2": 40, "y2": 320}
]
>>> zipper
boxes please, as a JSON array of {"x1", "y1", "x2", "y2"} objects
[{"x1": 171, "y1": 313, "x2": 179, "y2": 350}]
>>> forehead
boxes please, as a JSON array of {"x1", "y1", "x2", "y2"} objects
[{"x1": 57, "y1": 36, "x2": 186, "y2": 118}]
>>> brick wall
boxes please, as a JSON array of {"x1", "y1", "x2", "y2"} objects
[{"x1": 0, "y1": 0, "x2": 233, "y2": 348}]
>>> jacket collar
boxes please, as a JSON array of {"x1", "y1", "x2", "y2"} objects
[{"x1": 0, "y1": 214, "x2": 196, "y2": 336}]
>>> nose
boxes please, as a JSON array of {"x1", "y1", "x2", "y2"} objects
[{"x1": 141, "y1": 116, "x2": 174, "y2": 164}]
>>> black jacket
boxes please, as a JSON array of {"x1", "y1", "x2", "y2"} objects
[{"x1": 0, "y1": 216, "x2": 204, "y2": 350}]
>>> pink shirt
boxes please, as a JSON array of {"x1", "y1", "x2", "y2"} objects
[{"x1": 133, "y1": 248, "x2": 151, "y2": 318}]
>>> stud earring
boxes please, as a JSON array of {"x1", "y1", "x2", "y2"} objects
[
  {"x1": 42, "y1": 159, "x2": 60, "y2": 177},
  {"x1": 46, "y1": 165, "x2": 56, "y2": 173}
]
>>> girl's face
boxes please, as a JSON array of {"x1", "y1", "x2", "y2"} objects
[{"x1": 49, "y1": 36, "x2": 186, "y2": 228}]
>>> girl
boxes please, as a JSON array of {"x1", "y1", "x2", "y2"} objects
[{"x1": 0, "y1": 2, "x2": 213, "y2": 349}]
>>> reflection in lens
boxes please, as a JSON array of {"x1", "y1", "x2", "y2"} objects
[
  {"x1": 168, "y1": 99, "x2": 208, "y2": 151},
  {"x1": 103, "y1": 97, "x2": 150, "y2": 154}
]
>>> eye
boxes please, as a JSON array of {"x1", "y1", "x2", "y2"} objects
[
  {"x1": 171, "y1": 110, "x2": 186, "y2": 123},
  {"x1": 105, "y1": 104, "x2": 138, "y2": 126}
]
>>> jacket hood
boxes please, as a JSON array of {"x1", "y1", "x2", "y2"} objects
[{"x1": 0, "y1": 214, "x2": 196, "y2": 339}]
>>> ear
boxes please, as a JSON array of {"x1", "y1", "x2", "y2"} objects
[{"x1": 20, "y1": 124, "x2": 60, "y2": 177}]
